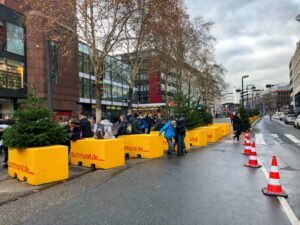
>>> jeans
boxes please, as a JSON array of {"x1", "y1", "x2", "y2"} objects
[
  {"x1": 177, "y1": 134, "x2": 185, "y2": 156},
  {"x1": 3, "y1": 146, "x2": 8, "y2": 164},
  {"x1": 166, "y1": 138, "x2": 173, "y2": 154}
]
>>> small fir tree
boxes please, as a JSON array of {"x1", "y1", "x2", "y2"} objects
[
  {"x1": 173, "y1": 92, "x2": 212, "y2": 130},
  {"x1": 3, "y1": 89, "x2": 68, "y2": 148},
  {"x1": 239, "y1": 107, "x2": 250, "y2": 132}
]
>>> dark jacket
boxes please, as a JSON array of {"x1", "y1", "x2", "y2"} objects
[
  {"x1": 116, "y1": 120, "x2": 129, "y2": 137},
  {"x1": 79, "y1": 117, "x2": 93, "y2": 138},
  {"x1": 129, "y1": 117, "x2": 142, "y2": 134},
  {"x1": 175, "y1": 117, "x2": 186, "y2": 135},
  {"x1": 232, "y1": 115, "x2": 241, "y2": 131}
]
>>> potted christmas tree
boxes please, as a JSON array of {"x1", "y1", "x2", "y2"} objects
[{"x1": 3, "y1": 89, "x2": 69, "y2": 185}]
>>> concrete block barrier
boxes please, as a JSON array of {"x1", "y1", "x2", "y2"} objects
[
  {"x1": 8, "y1": 145, "x2": 69, "y2": 186},
  {"x1": 71, "y1": 138, "x2": 125, "y2": 169},
  {"x1": 189, "y1": 129, "x2": 208, "y2": 147},
  {"x1": 118, "y1": 134, "x2": 163, "y2": 158}
]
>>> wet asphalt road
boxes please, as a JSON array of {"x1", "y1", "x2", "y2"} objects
[
  {"x1": 19, "y1": 118, "x2": 295, "y2": 225},
  {"x1": 253, "y1": 116, "x2": 300, "y2": 221}
]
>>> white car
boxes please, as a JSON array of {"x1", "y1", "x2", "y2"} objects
[
  {"x1": 284, "y1": 114, "x2": 297, "y2": 124},
  {"x1": 294, "y1": 115, "x2": 300, "y2": 129}
]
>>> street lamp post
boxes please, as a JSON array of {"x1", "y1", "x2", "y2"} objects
[
  {"x1": 241, "y1": 75, "x2": 249, "y2": 108},
  {"x1": 246, "y1": 84, "x2": 255, "y2": 109}
]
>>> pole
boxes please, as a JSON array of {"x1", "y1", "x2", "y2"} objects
[
  {"x1": 246, "y1": 86, "x2": 249, "y2": 109},
  {"x1": 45, "y1": 40, "x2": 52, "y2": 110},
  {"x1": 241, "y1": 78, "x2": 244, "y2": 108}
]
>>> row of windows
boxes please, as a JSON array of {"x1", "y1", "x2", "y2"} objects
[
  {"x1": 0, "y1": 21, "x2": 24, "y2": 56},
  {"x1": 79, "y1": 77, "x2": 130, "y2": 101}
]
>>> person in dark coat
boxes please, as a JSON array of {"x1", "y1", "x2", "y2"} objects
[
  {"x1": 116, "y1": 115, "x2": 130, "y2": 137},
  {"x1": 0, "y1": 114, "x2": 14, "y2": 168},
  {"x1": 145, "y1": 113, "x2": 153, "y2": 134},
  {"x1": 232, "y1": 113, "x2": 242, "y2": 142},
  {"x1": 79, "y1": 113, "x2": 93, "y2": 138},
  {"x1": 130, "y1": 113, "x2": 143, "y2": 134},
  {"x1": 175, "y1": 116, "x2": 186, "y2": 157}
]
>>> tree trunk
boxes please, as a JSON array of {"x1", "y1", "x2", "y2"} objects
[
  {"x1": 128, "y1": 86, "x2": 134, "y2": 115},
  {"x1": 165, "y1": 74, "x2": 169, "y2": 117},
  {"x1": 95, "y1": 68, "x2": 103, "y2": 123}
]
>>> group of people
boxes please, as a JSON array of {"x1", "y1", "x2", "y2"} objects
[
  {"x1": 230, "y1": 112, "x2": 242, "y2": 143},
  {"x1": 158, "y1": 116, "x2": 187, "y2": 157}
]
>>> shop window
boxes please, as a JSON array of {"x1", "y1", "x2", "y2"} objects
[
  {"x1": 0, "y1": 58, "x2": 24, "y2": 89},
  {"x1": 6, "y1": 22, "x2": 24, "y2": 56},
  {"x1": 79, "y1": 77, "x2": 84, "y2": 98},
  {"x1": 84, "y1": 78, "x2": 90, "y2": 98}
]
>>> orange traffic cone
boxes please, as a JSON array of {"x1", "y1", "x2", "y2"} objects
[
  {"x1": 244, "y1": 141, "x2": 261, "y2": 168},
  {"x1": 242, "y1": 139, "x2": 251, "y2": 155},
  {"x1": 244, "y1": 130, "x2": 250, "y2": 145},
  {"x1": 262, "y1": 155, "x2": 288, "y2": 198}
]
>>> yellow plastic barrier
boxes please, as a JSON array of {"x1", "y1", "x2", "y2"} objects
[
  {"x1": 70, "y1": 138, "x2": 125, "y2": 169},
  {"x1": 200, "y1": 126, "x2": 220, "y2": 143},
  {"x1": 208, "y1": 125, "x2": 222, "y2": 139},
  {"x1": 8, "y1": 145, "x2": 68, "y2": 186},
  {"x1": 189, "y1": 129, "x2": 208, "y2": 147},
  {"x1": 118, "y1": 134, "x2": 163, "y2": 158},
  {"x1": 185, "y1": 131, "x2": 191, "y2": 151},
  {"x1": 150, "y1": 131, "x2": 168, "y2": 151},
  {"x1": 213, "y1": 123, "x2": 231, "y2": 136},
  {"x1": 210, "y1": 124, "x2": 226, "y2": 137}
]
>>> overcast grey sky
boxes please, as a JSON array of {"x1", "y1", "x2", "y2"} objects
[{"x1": 184, "y1": 0, "x2": 300, "y2": 91}]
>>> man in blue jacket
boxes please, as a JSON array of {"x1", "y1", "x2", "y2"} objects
[{"x1": 159, "y1": 118, "x2": 175, "y2": 156}]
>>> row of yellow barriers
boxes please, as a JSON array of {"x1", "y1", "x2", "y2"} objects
[
  {"x1": 70, "y1": 123, "x2": 231, "y2": 169},
  {"x1": 249, "y1": 115, "x2": 260, "y2": 123},
  {"x1": 8, "y1": 123, "x2": 231, "y2": 185}
]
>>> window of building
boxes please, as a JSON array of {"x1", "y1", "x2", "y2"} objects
[
  {"x1": 48, "y1": 40, "x2": 58, "y2": 84},
  {"x1": 0, "y1": 58, "x2": 24, "y2": 89},
  {"x1": 6, "y1": 22, "x2": 24, "y2": 56},
  {"x1": 104, "y1": 83, "x2": 112, "y2": 100}
]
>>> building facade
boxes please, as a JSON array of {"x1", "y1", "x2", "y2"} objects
[
  {"x1": 290, "y1": 40, "x2": 300, "y2": 113},
  {"x1": 0, "y1": 0, "x2": 80, "y2": 120},
  {"x1": 78, "y1": 42, "x2": 132, "y2": 121}
]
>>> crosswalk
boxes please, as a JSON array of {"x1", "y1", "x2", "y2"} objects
[
  {"x1": 222, "y1": 133, "x2": 300, "y2": 145},
  {"x1": 255, "y1": 133, "x2": 300, "y2": 145}
]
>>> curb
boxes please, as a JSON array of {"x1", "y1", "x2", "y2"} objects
[{"x1": 250, "y1": 116, "x2": 263, "y2": 136}]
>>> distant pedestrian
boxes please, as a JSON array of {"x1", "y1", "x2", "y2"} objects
[
  {"x1": 175, "y1": 116, "x2": 186, "y2": 157},
  {"x1": 159, "y1": 118, "x2": 175, "y2": 156},
  {"x1": 230, "y1": 112, "x2": 234, "y2": 125},
  {"x1": 130, "y1": 113, "x2": 143, "y2": 134},
  {"x1": 0, "y1": 114, "x2": 14, "y2": 168},
  {"x1": 79, "y1": 112, "x2": 93, "y2": 138},
  {"x1": 145, "y1": 113, "x2": 153, "y2": 134},
  {"x1": 233, "y1": 113, "x2": 242, "y2": 143},
  {"x1": 116, "y1": 115, "x2": 130, "y2": 137}
]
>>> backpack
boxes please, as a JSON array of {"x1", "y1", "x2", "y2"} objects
[{"x1": 95, "y1": 124, "x2": 105, "y2": 139}]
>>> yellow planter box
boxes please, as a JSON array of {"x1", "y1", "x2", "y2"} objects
[
  {"x1": 150, "y1": 131, "x2": 168, "y2": 151},
  {"x1": 70, "y1": 138, "x2": 125, "y2": 169},
  {"x1": 200, "y1": 126, "x2": 220, "y2": 143},
  {"x1": 190, "y1": 129, "x2": 208, "y2": 147},
  {"x1": 118, "y1": 134, "x2": 163, "y2": 158},
  {"x1": 8, "y1": 145, "x2": 68, "y2": 186},
  {"x1": 185, "y1": 131, "x2": 191, "y2": 151}
]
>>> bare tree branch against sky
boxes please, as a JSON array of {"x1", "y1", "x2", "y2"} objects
[{"x1": 184, "y1": 0, "x2": 300, "y2": 90}]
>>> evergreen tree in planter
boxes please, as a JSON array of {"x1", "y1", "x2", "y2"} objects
[
  {"x1": 173, "y1": 92, "x2": 209, "y2": 130},
  {"x1": 239, "y1": 107, "x2": 250, "y2": 132},
  {"x1": 3, "y1": 90, "x2": 68, "y2": 148}
]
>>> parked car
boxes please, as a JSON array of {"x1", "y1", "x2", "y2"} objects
[
  {"x1": 284, "y1": 114, "x2": 297, "y2": 124},
  {"x1": 279, "y1": 113, "x2": 287, "y2": 121},
  {"x1": 294, "y1": 115, "x2": 300, "y2": 129}
]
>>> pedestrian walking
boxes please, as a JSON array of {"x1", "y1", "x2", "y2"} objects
[
  {"x1": 145, "y1": 113, "x2": 153, "y2": 134},
  {"x1": 97, "y1": 117, "x2": 115, "y2": 139},
  {"x1": 159, "y1": 118, "x2": 175, "y2": 156},
  {"x1": 115, "y1": 115, "x2": 131, "y2": 137},
  {"x1": 129, "y1": 113, "x2": 142, "y2": 134},
  {"x1": 230, "y1": 112, "x2": 234, "y2": 125},
  {"x1": 232, "y1": 113, "x2": 242, "y2": 143}
]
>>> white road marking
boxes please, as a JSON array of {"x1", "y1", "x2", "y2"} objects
[
  {"x1": 284, "y1": 134, "x2": 300, "y2": 145},
  {"x1": 258, "y1": 158, "x2": 300, "y2": 225},
  {"x1": 270, "y1": 134, "x2": 283, "y2": 145},
  {"x1": 255, "y1": 133, "x2": 266, "y2": 145}
]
